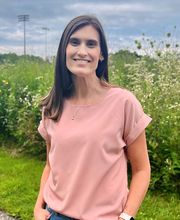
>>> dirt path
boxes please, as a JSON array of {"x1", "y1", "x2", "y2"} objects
[{"x1": 0, "y1": 211, "x2": 16, "y2": 220}]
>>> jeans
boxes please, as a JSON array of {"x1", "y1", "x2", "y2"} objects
[{"x1": 46, "y1": 205, "x2": 77, "y2": 220}]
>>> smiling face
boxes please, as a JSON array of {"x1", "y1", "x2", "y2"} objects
[{"x1": 66, "y1": 25, "x2": 102, "y2": 77}]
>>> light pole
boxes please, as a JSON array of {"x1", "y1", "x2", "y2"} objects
[
  {"x1": 42, "y1": 27, "x2": 50, "y2": 60},
  {"x1": 18, "y1": 14, "x2": 29, "y2": 56}
]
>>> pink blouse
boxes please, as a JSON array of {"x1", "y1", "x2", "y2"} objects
[{"x1": 38, "y1": 87, "x2": 152, "y2": 220}]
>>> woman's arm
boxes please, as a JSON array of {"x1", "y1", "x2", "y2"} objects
[
  {"x1": 119, "y1": 130, "x2": 151, "y2": 219},
  {"x1": 34, "y1": 141, "x2": 51, "y2": 219}
]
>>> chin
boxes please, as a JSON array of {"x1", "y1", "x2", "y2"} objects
[{"x1": 70, "y1": 68, "x2": 95, "y2": 77}]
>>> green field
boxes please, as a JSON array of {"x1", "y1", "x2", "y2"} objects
[{"x1": 0, "y1": 147, "x2": 179, "y2": 220}]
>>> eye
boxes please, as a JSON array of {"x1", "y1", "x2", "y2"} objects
[
  {"x1": 69, "y1": 38, "x2": 80, "y2": 46},
  {"x1": 87, "y1": 40, "x2": 98, "y2": 48}
]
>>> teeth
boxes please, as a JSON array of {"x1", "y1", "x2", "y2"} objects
[{"x1": 74, "y1": 59, "x2": 90, "y2": 62}]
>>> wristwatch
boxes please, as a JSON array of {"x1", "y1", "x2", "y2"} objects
[{"x1": 119, "y1": 212, "x2": 135, "y2": 220}]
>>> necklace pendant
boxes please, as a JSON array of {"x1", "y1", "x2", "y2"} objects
[{"x1": 71, "y1": 108, "x2": 80, "y2": 120}]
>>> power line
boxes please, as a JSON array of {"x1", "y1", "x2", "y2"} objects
[{"x1": 17, "y1": 14, "x2": 30, "y2": 56}]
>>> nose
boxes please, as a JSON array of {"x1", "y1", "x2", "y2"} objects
[{"x1": 77, "y1": 43, "x2": 88, "y2": 57}]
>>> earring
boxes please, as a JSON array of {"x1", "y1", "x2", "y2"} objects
[{"x1": 100, "y1": 54, "x2": 104, "y2": 61}]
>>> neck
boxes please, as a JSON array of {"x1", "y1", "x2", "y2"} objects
[{"x1": 72, "y1": 74, "x2": 104, "y2": 100}]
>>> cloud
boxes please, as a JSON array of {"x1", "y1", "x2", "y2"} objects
[
  {"x1": 65, "y1": 2, "x2": 157, "y2": 14},
  {"x1": 0, "y1": 0, "x2": 180, "y2": 57}
]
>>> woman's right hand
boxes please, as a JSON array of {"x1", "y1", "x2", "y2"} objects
[{"x1": 34, "y1": 207, "x2": 51, "y2": 220}]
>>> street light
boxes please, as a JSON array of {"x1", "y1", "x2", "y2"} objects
[
  {"x1": 18, "y1": 14, "x2": 30, "y2": 56},
  {"x1": 42, "y1": 27, "x2": 50, "y2": 60}
]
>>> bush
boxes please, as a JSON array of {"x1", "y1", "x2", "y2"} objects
[
  {"x1": 0, "y1": 58, "x2": 53, "y2": 158},
  {"x1": 0, "y1": 50, "x2": 179, "y2": 193},
  {"x1": 109, "y1": 47, "x2": 180, "y2": 193}
]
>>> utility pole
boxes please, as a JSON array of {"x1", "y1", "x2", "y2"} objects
[
  {"x1": 42, "y1": 27, "x2": 50, "y2": 60},
  {"x1": 18, "y1": 14, "x2": 29, "y2": 56}
]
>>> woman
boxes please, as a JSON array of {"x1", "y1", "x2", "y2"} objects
[{"x1": 34, "y1": 15, "x2": 152, "y2": 220}]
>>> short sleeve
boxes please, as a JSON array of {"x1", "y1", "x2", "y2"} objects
[
  {"x1": 38, "y1": 107, "x2": 50, "y2": 143},
  {"x1": 123, "y1": 92, "x2": 152, "y2": 146}
]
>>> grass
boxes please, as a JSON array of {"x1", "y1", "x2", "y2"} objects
[
  {"x1": 0, "y1": 147, "x2": 179, "y2": 220},
  {"x1": 138, "y1": 192, "x2": 180, "y2": 220},
  {"x1": 0, "y1": 147, "x2": 45, "y2": 219}
]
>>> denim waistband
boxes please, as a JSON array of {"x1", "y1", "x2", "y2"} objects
[{"x1": 46, "y1": 205, "x2": 76, "y2": 220}]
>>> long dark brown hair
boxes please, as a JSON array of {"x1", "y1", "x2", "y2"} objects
[{"x1": 40, "y1": 15, "x2": 112, "y2": 121}]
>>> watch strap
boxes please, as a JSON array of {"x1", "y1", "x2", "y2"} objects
[{"x1": 119, "y1": 212, "x2": 135, "y2": 220}]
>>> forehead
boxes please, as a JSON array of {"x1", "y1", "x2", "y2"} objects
[{"x1": 70, "y1": 25, "x2": 100, "y2": 41}]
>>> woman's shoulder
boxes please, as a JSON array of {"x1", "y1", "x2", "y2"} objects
[{"x1": 109, "y1": 86, "x2": 137, "y2": 101}]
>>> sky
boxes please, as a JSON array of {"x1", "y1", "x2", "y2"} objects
[{"x1": 0, "y1": 0, "x2": 180, "y2": 59}]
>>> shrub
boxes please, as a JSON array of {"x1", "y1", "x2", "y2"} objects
[
  {"x1": 0, "y1": 58, "x2": 53, "y2": 158},
  {"x1": 0, "y1": 49, "x2": 179, "y2": 192}
]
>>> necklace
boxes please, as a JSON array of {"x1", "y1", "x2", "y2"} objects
[{"x1": 71, "y1": 107, "x2": 81, "y2": 120}]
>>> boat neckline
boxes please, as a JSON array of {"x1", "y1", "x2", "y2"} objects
[{"x1": 65, "y1": 87, "x2": 114, "y2": 107}]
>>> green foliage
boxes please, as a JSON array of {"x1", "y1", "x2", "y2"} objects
[
  {"x1": 0, "y1": 79, "x2": 11, "y2": 133},
  {"x1": 0, "y1": 57, "x2": 54, "y2": 157},
  {"x1": 109, "y1": 49, "x2": 180, "y2": 193},
  {"x1": 0, "y1": 45, "x2": 180, "y2": 193},
  {"x1": 108, "y1": 50, "x2": 140, "y2": 86},
  {"x1": 0, "y1": 53, "x2": 45, "y2": 64},
  {"x1": 126, "y1": 54, "x2": 180, "y2": 191}
]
